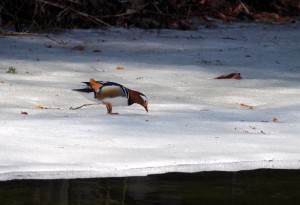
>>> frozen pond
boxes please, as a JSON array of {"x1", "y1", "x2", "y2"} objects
[{"x1": 0, "y1": 22, "x2": 300, "y2": 180}]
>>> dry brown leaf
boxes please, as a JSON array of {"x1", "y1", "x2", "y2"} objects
[
  {"x1": 72, "y1": 45, "x2": 85, "y2": 51},
  {"x1": 35, "y1": 104, "x2": 44, "y2": 109},
  {"x1": 215, "y1": 72, "x2": 242, "y2": 80},
  {"x1": 116, "y1": 66, "x2": 124, "y2": 70},
  {"x1": 240, "y1": 103, "x2": 254, "y2": 110},
  {"x1": 262, "y1": 117, "x2": 279, "y2": 123}
]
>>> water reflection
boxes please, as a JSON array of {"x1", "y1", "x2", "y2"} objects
[{"x1": 0, "y1": 169, "x2": 300, "y2": 205}]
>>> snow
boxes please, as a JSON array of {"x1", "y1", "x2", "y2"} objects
[{"x1": 0, "y1": 22, "x2": 300, "y2": 181}]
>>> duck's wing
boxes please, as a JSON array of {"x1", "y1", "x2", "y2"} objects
[
  {"x1": 73, "y1": 79, "x2": 128, "y2": 100},
  {"x1": 95, "y1": 81, "x2": 128, "y2": 100}
]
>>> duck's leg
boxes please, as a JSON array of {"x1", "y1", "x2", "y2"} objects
[{"x1": 101, "y1": 101, "x2": 119, "y2": 115}]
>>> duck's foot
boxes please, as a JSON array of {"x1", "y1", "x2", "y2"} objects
[{"x1": 108, "y1": 112, "x2": 119, "y2": 115}]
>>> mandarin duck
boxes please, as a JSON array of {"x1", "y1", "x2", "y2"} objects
[{"x1": 73, "y1": 79, "x2": 148, "y2": 114}]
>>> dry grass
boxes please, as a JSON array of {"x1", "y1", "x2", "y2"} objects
[{"x1": 0, "y1": 0, "x2": 299, "y2": 31}]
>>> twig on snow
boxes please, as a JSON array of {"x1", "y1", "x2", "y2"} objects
[
  {"x1": 89, "y1": 66, "x2": 106, "y2": 72},
  {"x1": 70, "y1": 103, "x2": 98, "y2": 110}
]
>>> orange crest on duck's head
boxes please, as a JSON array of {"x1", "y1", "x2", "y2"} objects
[{"x1": 128, "y1": 90, "x2": 148, "y2": 112}]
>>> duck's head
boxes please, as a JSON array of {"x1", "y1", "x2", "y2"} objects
[{"x1": 128, "y1": 90, "x2": 148, "y2": 112}]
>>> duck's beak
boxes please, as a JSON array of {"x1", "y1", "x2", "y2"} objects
[{"x1": 143, "y1": 104, "x2": 148, "y2": 112}]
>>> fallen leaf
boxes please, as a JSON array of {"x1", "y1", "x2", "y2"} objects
[
  {"x1": 72, "y1": 45, "x2": 85, "y2": 51},
  {"x1": 21, "y1": 111, "x2": 28, "y2": 115},
  {"x1": 35, "y1": 104, "x2": 44, "y2": 109},
  {"x1": 240, "y1": 103, "x2": 254, "y2": 109},
  {"x1": 116, "y1": 66, "x2": 124, "y2": 70},
  {"x1": 215, "y1": 72, "x2": 242, "y2": 80},
  {"x1": 262, "y1": 117, "x2": 279, "y2": 123}
]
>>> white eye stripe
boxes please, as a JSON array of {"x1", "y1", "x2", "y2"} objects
[{"x1": 141, "y1": 95, "x2": 148, "y2": 102}]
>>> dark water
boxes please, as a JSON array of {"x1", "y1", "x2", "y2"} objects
[{"x1": 0, "y1": 169, "x2": 300, "y2": 205}]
